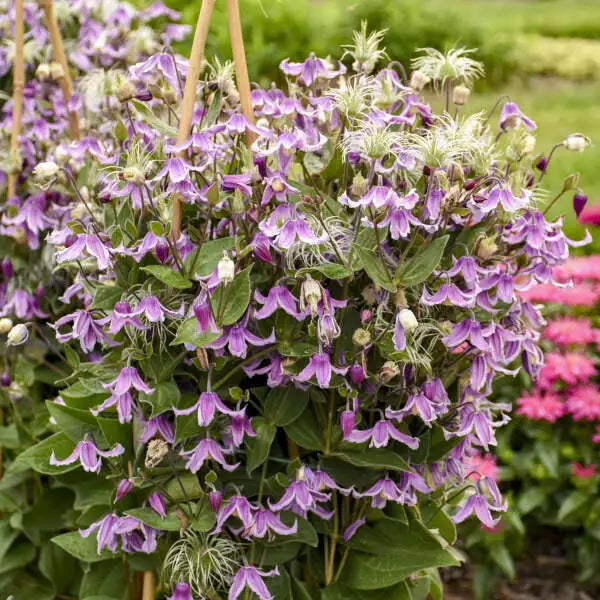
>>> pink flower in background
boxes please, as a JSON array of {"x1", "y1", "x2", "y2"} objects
[
  {"x1": 543, "y1": 317, "x2": 597, "y2": 346},
  {"x1": 538, "y1": 352, "x2": 597, "y2": 389},
  {"x1": 466, "y1": 452, "x2": 500, "y2": 482},
  {"x1": 516, "y1": 391, "x2": 564, "y2": 422},
  {"x1": 578, "y1": 202, "x2": 600, "y2": 226},
  {"x1": 520, "y1": 282, "x2": 600, "y2": 306},
  {"x1": 571, "y1": 462, "x2": 597, "y2": 479},
  {"x1": 554, "y1": 256, "x2": 600, "y2": 282},
  {"x1": 565, "y1": 385, "x2": 600, "y2": 421}
]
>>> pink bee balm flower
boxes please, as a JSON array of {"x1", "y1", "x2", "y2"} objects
[
  {"x1": 571, "y1": 462, "x2": 597, "y2": 479},
  {"x1": 538, "y1": 352, "x2": 596, "y2": 389},
  {"x1": 543, "y1": 317, "x2": 596, "y2": 346},
  {"x1": 565, "y1": 385, "x2": 600, "y2": 421},
  {"x1": 578, "y1": 201, "x2": 600, "y2": 225},
  {"x1": 516, "y1": 391, "x2": 564, "y2": 422},
  {"x1": 465, "y1": 452, "x2": 499, "y2": 482},
  {"x1": 50, "y1": 439, "x2": 124, "y2": 473}
]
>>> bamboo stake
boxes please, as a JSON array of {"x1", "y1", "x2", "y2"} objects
[
  {"x1": 141, "y1": 571, "x2": 155, "y2": 600},
  {"x1": 172, "y1": 0, "x2": 216, "y2": 240},
  {"x1": 226, "y1": 0, "x2": 256, "y2": 145},
  {"x1": 7, "y1": 0, "x2": 25, "y2": 199},
  {"x1": 41, "y1": 0, "x2": 80, "y2": 140}
]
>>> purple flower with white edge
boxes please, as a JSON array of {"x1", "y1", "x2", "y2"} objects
[
  {"x1": 56, "y1": 233, "x2": 112, "y2": 270},
  {"x1": 213, "y1": 495, "x2": 255, "y2": 533},
  {"x1": 180, "y1": 438, "x2": 239, "y2": 473},
  {"x1": 452, "y1": 477, "x2": 507, "y2": 528},
  {"x1": 138, "y1": 414, "x2": 174, "y2": 443},
  {"x1": 421, "y1": 283, "x2": 476, "y2": 308},
  {"x1": 53, "y1": 309, "x2": 113, "y2": 353},
  {"x1": 241, "y1": 508, "x2": 298, "y2": 539},
  {"x1": 280, "y1": 53, "x2": 345, "y2": 86},
  {"x1": 148, "y1": 492, "x2": 167, "y2": 519},
  {"x1": 103, "y1": 367, "x2": 155, "y2": 396},
  {"x1": 499, "y1": 102, "x2": 536, "y2": 131},
  {"x1": 108, "y1": 301, "x2": 148, "y2": 334},
  {"x1": 168, "y1": 583, "x2": 193, "y2": 600},
  {"x1": 343, "y1": 517, "x2": 366, "y2": 542},
  {"x1": 207, "y1": 319, "x2": 275, "y2": 359},
  {"x1": 227, "y1": 407, "x2": 257, "y2": 447},
  {"x1": 50, "y1": 439, "x2": 124, "y2": 473},
  {"x1": 115, "y1": 479, "x2": 133, "y2": 502},
  {"x1": 296, "y1": 351, "x2": 347, "y2": 388},
  {"x1": 346, "y1": 419, "x2": 419, "y2": 450},
  {"x1": 229, "y1": 565, "x2": 279, "y2": 600},
  {"x1": 258, "y1": 204, "x2": 326, "y2": 250},
  {"x1": 79, "y1": 513, "x2": 121, "y2": 554},
  {"x1": 254, "y1": 286, "x2": 303, "y2": 320},
  {"x1": 173, "y1": 391, "x2": 233, "y2": 427},
  {"x1": 91, "y1": 392, "x2": 134, "y2": 423}
]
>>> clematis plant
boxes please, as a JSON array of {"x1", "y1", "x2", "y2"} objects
[{"x1": 1, "y1": 13, "x2": 591, "y2": 600}]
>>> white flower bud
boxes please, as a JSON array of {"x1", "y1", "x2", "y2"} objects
[
  {"x1": 33, "y1": 161, "x2": 59, "y2": 181},
  {"x1": 49, "y1": 61, "x2": 64, "y2": 80},
  {"x1": 352, "y1": 328, "x2": 371, "y2": 347},
  {"x1": 380, "y1": 361, "x2": 399, "y2": 383},
  {"x1": 0, "y1": 318, "x2": 14, "y2": 334},
  {"x1": 476, "y1": 235, "x2": 498, "y2": 261},
  {"x1": 217, "y1": 252, "x2": 235, "y2": 284},
  {"x1": 122, "y1": 166, "x2": 145, "y2": 185},
  {"x1": 522, "y1": 134, "x2": 536, "y2": 155},
  {"x1": 70, "y1": 203, "x2": 88, "y2": 220},
  {"x1": 398, "y1": 308, "x2": 418, "y2": 331},
  {"x1": 300, "y1": 276, "x2": 325, "y2": 317},
  {"x1": 564, "y1": 133, "x2": 589, "y2": 153},
  {"x1": 452, "y1": 85, "x2": 471, "y2": 106},
  {"x1": 410, "y1": 70, "x2": 430, "y2": 91},
  {"x1": 35, "y1": 63, "x2": 50, "y2": 81},
  {"x1": 7, "y1": 324, "x2": 28, "y2": 346},
  {"x1": 117, "y1": 80, "x2": 136, "y2": 102}
]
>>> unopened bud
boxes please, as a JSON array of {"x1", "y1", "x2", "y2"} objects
[
  {"x1": 522, "y1": 134, "x2": 536, "y2": 155},
  {"x1": 340, "y1": 410, "x2": 356, "y2": 439},
  {"x1": 360, "y1": 309, "x2": 372, "y2": 323},
  {"x1": 35, "y1": 63, "x2": 50, "y2": 81},
  {"x1": 397, "y1": 308, "x2": 418, "y2": 331},
  {"x1": 33, "y1": 161, "x2": 59, "y2": 181},
  {"x1": 1, "y1": 259, "x2": 12, "y2": 279},
  {"x1": 452, "y1": 85, "x2": 470, "y2": 106},
  {"x1": 122, "y1": 166, "x2": 145, "y2": 185},
  {"x1": 361, "y1": 285, "x2": 377, "y2": 306},
  {"x1": 475, "y1": 235, "x2": 498, "y2": 261},
  {"x1": 351, "y1": 173, "x2": 368, "y2": 197},
  {"x1": 117, "y1": 81, "x2": 136, "y2": 102},
  {"x1": 573, "y1": 193, "x2": 588, "y2": 218},
  {"x1": 217, "y1": 253, "x2": 235, "y2": 284},
  {"x1": 7, "y1": 323, "x2": 28, "y2": 346},
  {"x1": 564, "y1": 133, "x2": 589, "y2": 153},
  {"x1": 1, "y1": 374, "x2": 11, "y2": 387},
  {"x1": 145, "y1": 439, "x2": 169, "y2": 469},
  {"x1": 0, "y1": 318, "x2": 14, "y2": 333},
  {"x1": 49, "y1": 61, "x2": 64, "y2": 80},
  {"x1": 410, "y1": 70, "x2": 430, "y2": 91},
  {"x1": 380, "y1": 361, "x2": 399, "y2": 383},
  {"x1": 300, "y1": 276, "x2": 324, "y2": 317},
  {"x1": 115, "y1": 478, "x2": 133, "y2": 502},
  {"x1": 156, "y1": 241, "x2": 170, "y2": 264},
  {"x1": 352, "y1": 328, "x2": 371, "y2": 347}
]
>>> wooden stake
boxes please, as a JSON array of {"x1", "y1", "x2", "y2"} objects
[
  {"x1": 226, "y1": 0, "x2": 256, "y2": 146},
  {"x1": 172, "y1": 0, "x2": 216, "y2": 240},
  {"x1": 41, "y1": 0, "x2": 80, "y2": 140},
  {"x1": 141, "y1": 570, "x2": 155, "y2": 600},
  {"x1": 7, "y1": 0, "x2": 25, "y2": 199}
]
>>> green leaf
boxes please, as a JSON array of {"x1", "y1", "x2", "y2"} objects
[
  {"x1": 140, "y1": 265, "x2": 192, "y2": 289},
  {"x1": 46, "y1": 401, "x2": 97, "y2": 442},
  {"x1": 52, "y1": 531, "x2": 113, "y2": 563},
  {"x1": 0, "y1": 522, "x2": 19, "y2": 561},
  {"x1": 355, "y1": 245, "x2": 395, "y2": 292},
  {"x1": 91, "y1": 285, "x2": 123, "y2": 310},
  {"x1": 332, "y1": 448, "x2": 410, "y2": 472},
  {"x1": 211, "y1": 266, "x2": 252, "y2": 326},
  {"x1": 322, "y1": 581, "x2": 411, "y2": 600},
  {"x1": 422, "y1": 505, "x2": 456, "y2": 544},
  {"x1": 342, "y1": 517, "x2": 460, "y2": 589},
  {"x1": 80, "y1": 560, "x2": 127, "y2": 600},
  {"x1": 140, "y1": 380, "x2": 180, "y2": 417},
  {"x1": 490, "y1": 543, "x2": 515, "y2": 579},
  {"x1": 172, "y1": 317, "x2": 222, "y2": 348},
  {"x1": 14, "y1": 432, "x2": 80, "y2": 475},
  {"x1": 283, "y1": 404, "x2": 323, "y2": 451},
  {"x1": 185, "y1": 236, "x2": 235, "y2": 277},
  {"x1": 205, "y1": 89, "x2": 222, "y2": 125},
  {"x1": 395, "y1": 235, "x2": 449, "y2": 287},
  {"x1": 264, "y1": 387, "x2": 309, "y2": 427},
  {"x1": 191, "y1": 501, "x2": 217, "y2": 532},
  {"x1": 131, "y1": 100, "x2": 177, "y2": 137},
  {"x1": 558, "y1": 490, "x2": 588, "y2": 522},
  {"x1": 0, "y1": 542, "x2": 36, "y2": 575},
  {"x1": 517, "y1": 487, "x2": 545, "y2": 515},
  {"x1": 39, "y1": 541, "x2": 81, "y2": 594},
  {"x1": 125, "y1": 508, "x2": 182, "y2": 532},
  {"x1": 164, "y1": 472, "x2": 204, "y2": 502},
  {"x1": 296, "y1": 263, "x2": 351, "y2": 279},
  {"x1": 245, "y1": 417, "x2": 276, "y2": 472}
]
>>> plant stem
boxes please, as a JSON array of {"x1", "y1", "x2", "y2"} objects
[
  {"x1": 172, "y1": 0, "x2": 216, "y2": 239},
  {"x1": 226, "y1": 0, "x2": 256, "y2": 146},
  {"x1": 42, "y1": 0, "x2": 80, "y2": 140},
  {"x1": 543, "y1": 189, "x2": 566, "y2": 216},
  {"x1": 7, "y1": 0, "x2": 24, "y2": 199},
  {"x1": 141, "y1": 570, "x2": 155, "y2": 600}
]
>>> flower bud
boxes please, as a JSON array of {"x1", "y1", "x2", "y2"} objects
[
  {"x1": 35, "y1": 63, "x2": 50, "y2": 81},
  {"x1": 70, "y1": 202, "x2": 88, "y2": 220},
  {"x1": 117, "y1": 80, "x2": 136, "y2": 102},
  {"x1": 1, "y1": 259, "x2": 12, "y2": 279},
  {"x1": 349, "y1": 363, "x2": 365, "y2": 386},
  {"x1": 397, "y1": 308, "x2": 418, "y2": 331},
  {"x1": 115, "y1": 478, "x2": 133, "y2": 502},
  {"x1": 49, "y1": 61, "x2": 64, "y2": 80},
  {"x1": 573, "y1": 193, "x2": 588, "y2": 218},
  {"x1": 361, "y1": 285, "x2": 377, "y2": 306},
  {"x1": 562, "y1": 172, "x2": 580, "y2": 192},
  {"x1": 145, "y1": 439, "x2": 169, "y2": 469},
  {"x1": 122, "y1": 166, "x2": 145, "y2": 185},
  {"x1": 217, "y1": 252, "x2": 235, "y2": 284},
  {"x1": 7, "y1": 323, "x2": 29, "y2": 346},
  {"x1": 149, "y1": 492, "x2": 167, "y2": 519},
  {"x1": 475, "y1": 235, "x2": 498, "y2": 261},
  {"x1": 340, "y1": 410, "x2": 356, "y2": 439},
  {"x1": 564, "y1": 133, "x2": 589, "y2": 153},
  {"x1": 1, "y1": 374, "x2": 11, "y2": 388},
  {"x1": 380, "y1": 361, "x2": 399, "y2": 383},
  {"x1": 0, "y1": 317, "x2": 13, "y2": 334},
  {"x1": 360, "y1": 309, "x2": 372, "y2": 323},
  {"x1": 452, "y1": 85, "x2": 471, "y2": 106},
  {"x1": 208, "y1": 489, "x2": 223, "y2": 513},
  {"x1": 535, "y1": 155, "x2": 548, "y2": 172},
  {"x1": 522, "y1": 134, "x2": 536, "y2": 155},
  {"x1": 410, "y1": 70, "x2": 430, "y2": 91},
  {"x1": 135, "y1": 89, "x2": 153, "y2": 102},
  {"x1": 33, "y1": 161, "x2": 59, "y2": 181},
  {"x1": 155, "y1": 241, "x2": 170, "y2": 264},
  {"x1": 300, "y1": 276, "x2": 324, "y2": 317},
  {"x1": 351, "y1": 173, "x2": 368, "y2": 197},
  {"x1": 352, "y1": 328, "x2": 371, "y2": 347}
]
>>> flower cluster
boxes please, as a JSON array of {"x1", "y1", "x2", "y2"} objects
[{"x1": 1, "y1": 16, "x2": 589, "y2": 599}]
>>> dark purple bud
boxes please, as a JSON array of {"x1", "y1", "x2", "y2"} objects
[
  {"x1": 526, "y1": 175, "x2": 535, "y2": 188},
  {"x1": 1, "y1": 259, "x2": 13, "y2": 279},
  {"x1": 573, "y1": 193, "x2": 588, "y2": 218},
  {"x1": 536, "y1": 155, "x2": 548, "y2": 172},
  {"x1": 149, "y1": 492, "x2": 167, "y2": 519},
  {"x1": 35, "y1": 284, "x2": 45, "y2": 302},
  {"x1": 349, "y1": 363, "x2": 365, "y2": 387},
  {"x1": 423, "y1": 165, "x2": 433, "y2": 177},
  {"x1": 115, "y1": 478, "x2": 133, "y2": 502},
  {"x1": 403, "y1": 365, "x2": 414, "y2": 387},
  {"x1": 98, "y1": 190, "x2": 113, "y2": 204},
  {"x1": 253, "y1": 156, "x2": 268, "y2": 179},
  {"x1": 64, "y1": 234, "x2": 77, "y2": 248},
  {"x1": 155, "y1": 241, "x2": 170, "y2": 264},
  {"x1": 208, "y1": 490, "x2": 222, "y2": 513},
  {"x1": 340, "y1": 410, "x2": 356, "y2": 439},
  {"x1": 464, "y1": 179, "x2": 477, "y2": 191},
  {"x1": 1, "y1": 374, "x2": 11, "y2": 387},
  {"x1": 135, "y1": 90, "x2": 153, "y2": 102}
]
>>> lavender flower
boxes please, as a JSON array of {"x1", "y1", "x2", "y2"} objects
[{"x1": 50, "y1": 439, "x2": 124, "y2": 473}]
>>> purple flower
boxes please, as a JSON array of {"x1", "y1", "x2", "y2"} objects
[
  {"x1": 168, "y1": 583, "x2": 193, "y2": 600},
  {"x1": 214, "y1": 495, "x2": 255, "y2": 533},
  {"x1": 228, "y1": 408, "x2": 257, "y2": 447},
  {"x1": 103, "y1": 367, "x2": 155, "y2": 395},
  {"x1": 50, "y1": 439, "x2": 124, "y2": 473},
  {"x1": 193, "y1": 298, "x2": 219, "y2": 335},
  {"x1": 280, "y1": 53, "x2": 345, "y2": 86},
  {"x1": 91, "y1": 392, "x2": 134, "y2": 423},
  {"x1": 254, "y1": 286, "x2": 303, "y2": 320},
  {"x1": 259, "y1": 204, "x2": 326, "y2": 250},
  {"x1": 346, "y1": 419, "x2": 419, "y2": 450},
  {"x1": 343, "y1": 517, "x2": 366, "y2": 542},
  {"x1": 115, "y1": 479, "x2": 133, "y2": 502},
  {"x1": 180, "y1": 439, "x2": 239, "y2": 473},
  {"x1": 148, "y1": 492, "x2": 167, "y2": 519},
  {"x1": 242, "y1": 508, "x2": 298, "y2": 539},
  {"x1": 207, "y1": 322, "x2": 275, "y2": 359},
  {"x1": 56, "y1": 234, "x2": 112, "y2": 270},
  {"x1": 573, "y1": 192, "x2": 588, "y2": 218},
  {"x1": 452, "y1": 478, "x2": 507, "y2": 528},
  {"x1": 474, "y1": 185, "x2": 528, "y2": 215},
  {"x1": 138, "y1": 414, "x2": 174, "y2": 443},
  {"x1": 499, "y1": 102, "x2": 536, "y2": 131},
  {"x1": 269, "y1": 478, "x2": 332, "y2": 520},
  {"x1": 340, "y1": 410, "x2": 356, "y2": 438},
  {"x1": 173, "y1": 391, "x2": 233, "y2": 427},
  {"x1": 79, "y1": 513, "x2": 121, "y2": 553},
  {"x1": 296, "y1": 352, "x2": 347, "y2": 388},
  {"x1": 53, "y1": 309, "x2": 113, "y2": 353},
  {"x1": 108, "y1": 301, "x2": 148, "y2": 334},
  {"x1": 356, "y1": 478, "x2": 404, "y2": 509},
  {"x1": 386, "y1": 378, "x2": 449, "y2": 425},
  {"x1": 421, "y1": 284, "x2": 476, "y2": 308},
  {"x1": 133, "y1": 296, "x2": 184, "y2": 322},
  {"x1": 229, "y1": 565, "x2": 279, "y2": 600},
  {"x1": 442, "y1": 319, "x2": 490, "y2": 352}
]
